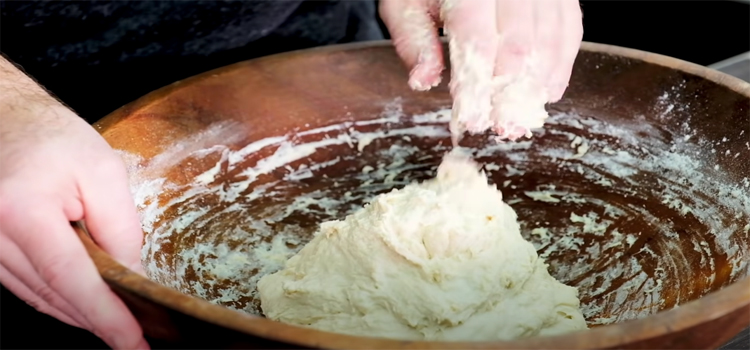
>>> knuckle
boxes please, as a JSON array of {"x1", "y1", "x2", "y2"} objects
[
  {"x1": 37, "y1": 255, "x2": 76, "y2": 290},
  {"x1": 503, "y1": 41, "x2": 532, "y2": 57},
  {"x1": 31, "y1": 283, "x2": 59, "y2": 307},
  {"x1": 0, "y1": 271, "x2": 56, "y2": 316},
  {"x1": 25, "y1": 297, "x2": 53, "y2": 315},
  {"x1": 94, "y1": 156, "x2": 128, "y2": 178}
]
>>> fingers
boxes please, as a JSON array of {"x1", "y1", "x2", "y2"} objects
[
  {"x1": 8, "y1": 202, "x2": 147, "y2": 349},
  {"x1": 442, "y1": 0, "x2": 499, "y2": 135},
  {"x1": 382, "y1": 0, "x2": 582, "y2": 140},
  {"x1": 547, "y1": 0, "x2": 584, "y2": 102},
  {"x1": 78, "y1": 157, "x2": 145, "y2": 273},
  {"x1": 485, "y1": 0, "x2": 583, "y2": 141},
  {"x1": 494, "y1": 0, "x2": 534, "y2": 78},
  {"x1": 0, "y1": 263, "x2": 83, "y2": 328},
  {"x1": 0, "y1": 234, "x2": 88, "y2": 328},
  {"x1": 491, "y1": 0, "x2": 539, "y2": 141},
  {"x1": 380, "y1": 0, "x2": 444, "y2": 91},
  {"x1": 529, "y1": 0, "x2": 562, "y2": 83}
]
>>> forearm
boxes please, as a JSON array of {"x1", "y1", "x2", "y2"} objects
[
  {"x1": 0, "y1": 55, "x2": 54, "y2": 106},
  {"x1": 0, "y1": 55, "x2": 79, "y2": 150}
]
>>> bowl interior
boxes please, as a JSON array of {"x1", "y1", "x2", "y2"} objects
[{"x1": 108, "y1": 44, "x2": 750, "y2": 335}]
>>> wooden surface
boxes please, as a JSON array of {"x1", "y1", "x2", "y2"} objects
[{"x1": 83, "y1": 41, "x2": 750, "y2": 349}]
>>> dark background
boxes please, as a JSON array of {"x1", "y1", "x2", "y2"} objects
[
  {"x1": 1, "y1": 0, "x2": 749, "y2": 349},
  {"x1": 378, "y1": 0, "x2": 750, "y2": 68}
]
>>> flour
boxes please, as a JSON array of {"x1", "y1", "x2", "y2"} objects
[
  {"x1": 524, "y1": 190, "x2": 562, "y2": 203},
  {"x1": 119, "y1": 96, "x2": 749, "y2": 327}
]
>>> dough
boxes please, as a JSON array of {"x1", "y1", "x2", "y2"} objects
[
  {"x1": 257, "y1": 152, "x2": 588, "y2": 341},
  {"x1": 447, "y1": 36, "x2": 551, "y2": 143}
]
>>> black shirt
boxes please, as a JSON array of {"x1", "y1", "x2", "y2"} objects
[{"x1": 1, "y1": 0, "x2": 384, "y2": 122}]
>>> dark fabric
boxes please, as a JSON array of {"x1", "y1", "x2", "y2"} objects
[{"x1": 0, "y1": 0, "x2": 384, "y2": 122}]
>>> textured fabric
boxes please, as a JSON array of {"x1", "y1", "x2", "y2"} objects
[{"x1": 0, "y1": 0, "x2": 384, "y2": 122}]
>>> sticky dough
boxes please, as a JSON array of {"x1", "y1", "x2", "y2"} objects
[
  {"x1": 447, "y1": 37, "x2": 551, "y2": 143},
  {"x1": 440, "y1": 0, "x2": 551, "y2": 143},
  {"x1": 257, "y1": 151, "x2": 588, "y2": 341}
]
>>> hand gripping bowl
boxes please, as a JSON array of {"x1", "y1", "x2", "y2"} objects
[{"x1": 77, "y1": 41, "x2": 750, "y2": 349}]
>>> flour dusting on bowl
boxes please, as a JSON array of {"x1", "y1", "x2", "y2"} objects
[{"x1": 117, "y1": 96, "x2": 749, "y2": 326}]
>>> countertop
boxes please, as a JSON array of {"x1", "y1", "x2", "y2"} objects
[{"x1": 709, "y1": 52, "x2": 750, "y2": 83}]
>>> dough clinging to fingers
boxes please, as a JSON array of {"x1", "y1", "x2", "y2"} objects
[
  {"x1": 442, "y1": 0, "x2": 583, "y2": 143},
  {"x1": 381, "y1": 0, "x2": 584, "y2": 143}
]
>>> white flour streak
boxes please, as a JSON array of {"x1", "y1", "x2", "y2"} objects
[{"x1": 119, "y1": 97, "x2": 749, "y2": 325}]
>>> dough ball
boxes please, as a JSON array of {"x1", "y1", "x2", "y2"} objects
[{"x1": 257, "y1": 152, "x2": 588, "y2": 341}]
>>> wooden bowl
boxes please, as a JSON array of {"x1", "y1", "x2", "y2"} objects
[{"x1": 80, "y1": 41, "x2": 750, "y2": 349}]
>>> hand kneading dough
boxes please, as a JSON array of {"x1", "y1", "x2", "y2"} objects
[{"x1": 257, "y1": 152, "x2": 588, "y2": 341}]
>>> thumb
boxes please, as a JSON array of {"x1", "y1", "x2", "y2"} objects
[
  {"x1": 379, "y1": 0, "x2": 444, "y2": 91},
  {"x1": 79, "y1": 158, "x2": 144, "y2": 273}
]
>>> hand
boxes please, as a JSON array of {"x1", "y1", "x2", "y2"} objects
[
  {"x1": 380, "y1": 0, "x2": 584, "y2": 142},
  {"x1": 0, "y1": 57, "x2": 148, "y2": 349}
]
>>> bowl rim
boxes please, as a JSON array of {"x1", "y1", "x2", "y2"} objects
[{"x1": 88, "y1": 40, "x2": 750, "y2": 349}]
